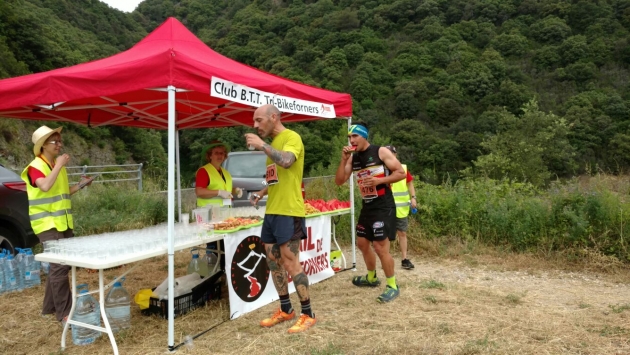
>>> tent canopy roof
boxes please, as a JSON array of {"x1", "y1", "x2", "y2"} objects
[{"x1": 0, "y1": 18, "x2": 352, "y2": 130}]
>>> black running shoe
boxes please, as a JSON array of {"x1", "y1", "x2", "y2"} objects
[{"x1": 401, "y1": 259, "x2": 415, "y2": 269}]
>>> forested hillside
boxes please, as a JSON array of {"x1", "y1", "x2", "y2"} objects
[{"x1": 2, "y1": 0, "x2": 630, "y2": 186}]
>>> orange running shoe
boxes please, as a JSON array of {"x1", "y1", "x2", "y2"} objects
[
  {"x1": 287, "y1": 313, "x2": 317, "y2": 333},
  {"x1": 260, "y1": 309, "x2": 295, "y2": 328}
]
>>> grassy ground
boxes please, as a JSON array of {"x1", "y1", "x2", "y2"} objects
[{"x1": 2, "y1": 233, "x2": 630, "y2": 355}]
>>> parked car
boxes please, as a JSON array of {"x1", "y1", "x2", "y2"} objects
[
  {"x1": 222, "y1": 151, "x2": 306, "y2": 208},
  {"x1": 0, "y1": 164, "x2": 38, "y2": 253},
  {"x1": 222, "y1": 151, "x2": 269, "y2": 208}
]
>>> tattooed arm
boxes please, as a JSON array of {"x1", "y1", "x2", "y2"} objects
[{"x1": 262, "y1": 143, "x2": 296, "y2": 169}]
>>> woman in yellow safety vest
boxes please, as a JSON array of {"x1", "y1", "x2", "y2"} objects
[
  {"x1": 195, "y1": 140, "x2": 242, "y2": 207},
  {"x1": 20, "y1": 125, "x2": 92, "y2": 325},
  {"x1": 194, "y1": 140, "x2": 242, "y2": 272}
]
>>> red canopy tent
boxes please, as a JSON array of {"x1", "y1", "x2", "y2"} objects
[
  {"x1": 0, "y1": 17, "x2": 352, "y2": 127},
  {"x1": 0, "y1": 17, "x2": 356, "y2": 353}
]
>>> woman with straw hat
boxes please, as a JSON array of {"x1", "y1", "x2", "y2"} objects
[
  {"x1": 20, "y1": 125, "x2": 92, "y2": 325},
  {"x1": 195, "y1": 140, "x2": 242, "y2": 207}
]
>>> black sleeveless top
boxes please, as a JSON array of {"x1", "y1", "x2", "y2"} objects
[{"x1": 352, "y1": 144, "x2": 395, "y2": 209}]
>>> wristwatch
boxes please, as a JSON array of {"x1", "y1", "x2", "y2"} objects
[{"x1": 411, "y1": 196, "x2": 416, "y2": 199}]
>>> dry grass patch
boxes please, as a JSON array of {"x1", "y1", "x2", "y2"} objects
[{"x1": 2, "y1": 246, "x2": 630, "y2": 354}]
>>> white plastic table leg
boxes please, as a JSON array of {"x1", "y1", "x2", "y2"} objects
[{"x1": 331, "y1": 219, "x2": 347, "y2": 270}]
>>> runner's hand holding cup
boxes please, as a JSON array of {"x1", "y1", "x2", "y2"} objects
[{"x1": 244, "y1": 133, "x2": 264, "y2": 151}]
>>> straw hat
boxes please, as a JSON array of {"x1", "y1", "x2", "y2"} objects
[
  {"x1": 32, "y1": 125, "x2": 63, "y2": 156},
  {"x1": 200, "y1": 140, "x2": 229, "y2": 165}
]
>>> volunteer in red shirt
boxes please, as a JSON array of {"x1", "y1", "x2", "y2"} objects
[{"x1": 20, "y1": 125, "x2": 91, "y2": 325}]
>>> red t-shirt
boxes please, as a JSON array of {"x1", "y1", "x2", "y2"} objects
[
  {"x1": 405, "y1": 170, "x2": 413, "y2": 183},
  {"x1": 195, "y1": 167, "x2": 225, "y2": 189},
  {"x1": 27, "y1": 166, "x2": 46, "y2": 187}
]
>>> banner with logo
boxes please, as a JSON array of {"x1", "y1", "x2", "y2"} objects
[
  {"x1": 224, "y1": 215, "x2": 334, "y2": 319},
  {"x1": 210, "y1": 77, "x2": 337, "y2": 118}
]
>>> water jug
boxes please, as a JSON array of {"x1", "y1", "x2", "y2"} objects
[
  {"x1": 187, "y1": 253, "x2": 209, "y2": 278},
  {"x1": 71, "y1": 284, "x2": 101, "y2": 345},
  {"x1": 104, "y1": 278, "x2": 131, "y2": 333}
]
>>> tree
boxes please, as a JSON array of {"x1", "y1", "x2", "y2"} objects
[
  {"x1": 490, "y1": 32, "x2": 529, "y2": 57},
  {"x1": 529, "y1": 16, "x2": 571, "y2": 43},
  {"x1": 473, "y1": 101, "x2": 576, "y2": 186}
]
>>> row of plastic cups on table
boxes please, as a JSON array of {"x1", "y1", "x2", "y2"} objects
[{"x1": 41, "y1": 224, "x2": 214, "y2": 262}]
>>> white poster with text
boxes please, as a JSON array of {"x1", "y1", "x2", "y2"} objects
[{"x1": 224, "y1": 215, "x2": 334, "y2": 319}]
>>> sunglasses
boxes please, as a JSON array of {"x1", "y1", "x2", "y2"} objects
[{"x1": 46, "y1": 140, "x2": 63, "y2": 145}]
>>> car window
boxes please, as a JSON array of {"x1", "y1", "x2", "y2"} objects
[{"x1": 225, "y1": 154, "x2": 266, "y2": 178}]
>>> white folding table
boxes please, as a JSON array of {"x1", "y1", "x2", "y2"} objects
[{"x1": 35, "y1": 231, "x2": 226, "y2": 355}]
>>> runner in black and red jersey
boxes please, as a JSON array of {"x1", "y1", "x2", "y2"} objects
[{"x1": 334, "y1": 121, "x2": 406, "y2": 303}]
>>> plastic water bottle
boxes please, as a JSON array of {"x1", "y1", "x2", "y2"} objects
[
  {"x1": 24, "y1": 249, "x2": 40, "y2": 287},
  {"x1": 0, "y1": 252, "x2": 6, "y2": 295},
  {"x1": 41, "y1": 262, "x2": 50, "y2": 275},
  {"x1": 14, "y1": 248, "x2": 25, "y2": 290},
  {"x1": 206, "y1": 251, "x2": 218, "y2": 271},
  {"x1": 22, "y1": 249, "x2": 32, "y2": 289},
  {"x1": 72, "y1": 284, "x2": 101, "y2": 345},
  {"x1": 0, "y1": 250, "x2": 10, "y2": 293},
  {"x1": 187, "y1": 254, "x2": 209, "y2": 278},
  {"x1": 104, "y1": 279, "x2": 131, "y2": 333},
  {"x1": 5, "y1": 254, "x2": 22, "y2": 292}
]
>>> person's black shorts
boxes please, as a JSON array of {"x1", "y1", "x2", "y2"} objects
[
  {"x1": 261, "y1": 214, "x2": 307, "y2": 245},
  {"x1": 356, "y1": 207, "x2": 396, "y2": 242}
]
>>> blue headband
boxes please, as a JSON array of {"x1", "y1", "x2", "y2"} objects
[{"x1": 348, "y1": 124, "x2": 369, "y2": 139}]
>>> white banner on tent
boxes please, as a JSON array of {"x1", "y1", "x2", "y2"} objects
[
  {"x1": 224, "y1": 215, "x2": 334, "y2": 319},
  {"x1": 210, "y1": 77, "x2": 337, "y2": 118}
]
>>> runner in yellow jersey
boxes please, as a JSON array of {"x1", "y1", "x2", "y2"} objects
[{"x1": 245, "y1": 104, "x2": 315, "y2": 333}]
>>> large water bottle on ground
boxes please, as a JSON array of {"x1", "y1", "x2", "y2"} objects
[
  {"x1": 104, "y1": 278, "x2": 131, "y2": 333},
  {"x1": 5, "y1": 254, "x2": 22, "y2": 292},
  {"x1": 71, "y1": 284, "x2": 102, "y2": 345},
  {"x1": 24, "y1": 249, "x2": 41, "y2": 287},
  {"x1": 187, "y1": 253, "x2": 209, "y2": 278}
]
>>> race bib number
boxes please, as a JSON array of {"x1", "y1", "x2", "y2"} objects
[
  {"x1": 266, "y1": 164, "x2": 279, "y2": 185},
  {"x1": 357, "y1": 179, "x2": 377, "y2": 200}
]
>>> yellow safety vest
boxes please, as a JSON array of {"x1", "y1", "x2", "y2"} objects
[
  {"x1": 391, "y1": 164, "x2": 410, "y2": 218},
  {"x1": 20, "y1": 157, "x2": 73, "y2": 235},
  {"x1": 196, "y1": 164, "x2": 233, "y2": 207}
]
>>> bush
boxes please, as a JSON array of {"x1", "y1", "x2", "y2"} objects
[
  {"x1": 72, "y1": 183, "x2": 167, "y2": 236},
  {"x1": 414, "y1": 176, "x2": 630, "y2": 261}
]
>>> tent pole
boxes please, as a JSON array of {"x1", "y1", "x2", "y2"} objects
[
  {"x1": 167, "y1": 86, "x2": 176, "y2": 350},
  {"x1": 176, "y1": 127, "x2": 182, "y2": 222},
  {"x1": 348, "y1": 117, "x2": 356, "y2": 270}
]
